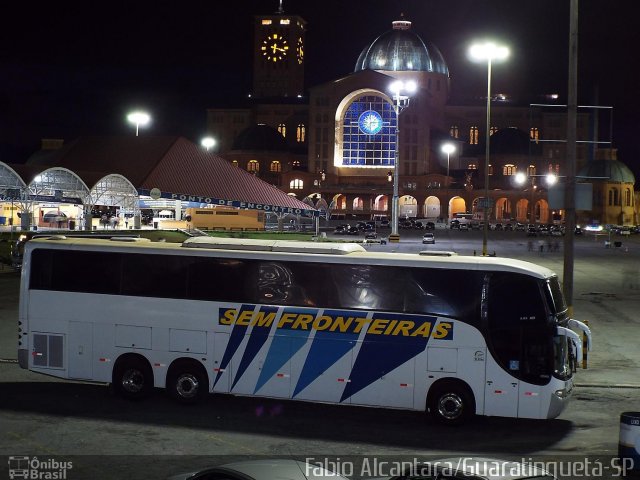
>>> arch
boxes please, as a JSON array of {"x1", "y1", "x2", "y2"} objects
[
  {"x1": 494, "y1": 197, "x2": 512, "y2": 221},
  {"x1": 247, "y1": 160, "x2": 260, "y2": 173},
  {"x1": 352, "y1": 197, "x2": 364, "y2": 211},
  {"x1": 330, "y1": 193, "x2": 347, "y2": 211},
  {"x1": 373, "y1": 194, "x2": 388, "y2": 212},
  {"x1": 399, "y1": 195, "x2": 417, "y2": 219},
  {"x1": 516, "y1": 199, "x2": 529, "y2": 222},
  {"x1": 424, "y1": 196, "x2": 441, "y2": 219},
  {"x1": 289, "y1": 178, "x2": 304, "y2": 190},
  {"x1": 450, "y1": 196, "x2": 467, "y2": 217},
  {"x1": 535, "y1": 199, "x2": 551, "y2": 223},
  {"x1": 334, "y1": 88, "x2": 396, "y2": 169},
  {"x1": 89, "y1": 174, "x2": 139, "y2": 214}
]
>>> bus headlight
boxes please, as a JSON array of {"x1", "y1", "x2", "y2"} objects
[{"x1": 554, "y1": 388, "x2": 570, "y2": 399}]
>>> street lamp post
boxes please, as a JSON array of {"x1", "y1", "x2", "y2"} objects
[
  {"x1": 201, "y1": 136, "x2": 216, "y2": 151},
  {"x1": 515, "y1": 172, "x2": 557, "y2": 223},
  {"x1": 127, "y1": 111, "x2": 151, "y2": 136},
  {"x1": 469, "y1": 42, "x2": 509, "y2": 256},
  {"x1": 389, "y1": 79, "x2": 417, "y2": 242},
  {"x1": 441, "y1": 143, "x2": 456, "y2": 223}
]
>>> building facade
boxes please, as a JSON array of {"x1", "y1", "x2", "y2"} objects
[{"x1": 206, "y1": 6, "x2": 637, "y2": 226}]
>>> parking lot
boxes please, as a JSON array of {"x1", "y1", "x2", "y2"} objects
[{"x1": 1, "y1": 229, "x2": 639, "y2": 479}]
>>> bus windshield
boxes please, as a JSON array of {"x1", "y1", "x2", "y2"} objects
[
  {"x1": 547, "y1": 276, "x2": 568, "y2": 320},
  {"x1": 553, "y1": 335, "x2": 573, "y2": 380}
]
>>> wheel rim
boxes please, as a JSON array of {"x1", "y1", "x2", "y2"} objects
[
  {"x1": 122, "y1": 368, "x2": 145, "y2": 393},
  {"x1": 176, "y1": 373, "x2": 199, "y2": 399},
  {"x1": 437, "y1": 392, "x2": 464, "y2": 420}
]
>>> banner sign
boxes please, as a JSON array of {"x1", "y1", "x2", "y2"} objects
[{"x1": 137, "y1": 189, "x2": 319, "y2": 217}]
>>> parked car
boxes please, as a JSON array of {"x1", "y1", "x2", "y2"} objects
[
  {"x1": 168, "y1": 459, "x2": 351, "y2": 480},
  {"x1": 413, "y1": 221, "x2": 424, "y2": 229},
  {"x1": 515, "y1": 223, "x2": 526, "y2": 231},
  {"x1": 422, "y1": 232, "x2": 435, "y2": 244},
  {"x1": 347, "y1": 226, "x2": 360, "y2": 235},
  {"x1": 333, "y1": 225, "x2": 347, "y2": 235},
  {"x1": 425, "y1": 221, "x2": 435, "y2": 230},
  {"x1": 526, "y1": 226, "x2": 538, "y2": 236},
  {"x1": 380, "y1": 220, "x2": 390, "y2": 228},
  {"x1": 459, "y1": 223, "x2": 469, "y2": 231},
  {"x1": 449, "y1": 219, "x2": 460, "y2": 229},
  {"x1": 364, "y1": 231, "x2": 378, "y2": 239},
  {"x1": 369, "y1": 457, "x2": 554, "y2": 480}
]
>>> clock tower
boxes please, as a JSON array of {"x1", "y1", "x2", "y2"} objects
[{"x1": 253, "y1": 1, "x2": 306, "y2": 98}]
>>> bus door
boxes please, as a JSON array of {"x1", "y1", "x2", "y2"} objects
[{"x1": 68, "y1": 321, "x2": 93, "y2": 380}]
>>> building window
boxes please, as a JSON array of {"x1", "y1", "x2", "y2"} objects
[
  {"x1": 270, "y1": 161, "x2": 281, "y2": 172},
  {"x1": 340, "y1": 94, "x2": 396, "y2": 167},
  {"x1": 549, "y1": 163, "x2": 560, "y2": 174},
  {"x1": 232, "y1": 160, "x2": 239, "y2": 167},
  {"x1": 530, "y1": 127, "x2": 539, "y2": 143},
  {"x1": 503, "y1": 164, "x2": 516, "y2": 176},
  {"x1": 247, "y1": 160, "x2": 260, "y2": 173},
  {"x1": 296, "y1": 123, "x2": 306, "y2": 142},
  {"x1": 278, "y1": 123, "x2": 286, "y2": 138},
  {"x1": 625, "y1": 188, "x2": 632, "y2": 206},
  {"x1": 292, "y1": 160, "x2": 301, "y2": 169},
  {"x1": 450, "y1": 126, "x2": 459, "y2": 139},
  {"x1": 490, "y1": 126, "x2": 498, "y2": 136},
  {"x1": 290, "y1": 179, "x2": 303, "y2": 190},
  {"x1": 527, "y1": 165, "x2": 536, "y2": 176},
  {"x1": 261, "y1": 19, "x2": 272, "y2": 25},
  {"x1": 489, "y1": 164, "x2": 494, "y2": 176},
  {"x1": 468, "y1": 163, "x2": 478, "y2": 170},
  {"x1": 470, "y1": 126, "x2": 479, "y2": 145}
]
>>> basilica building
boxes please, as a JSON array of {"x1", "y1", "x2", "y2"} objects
[{"x1": 207, "y1": 6, "x2": 637, "y2": 226}]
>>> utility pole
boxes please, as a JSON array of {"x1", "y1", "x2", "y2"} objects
[{"x1": 563, "y1": 0, "x2": 578, "y2": 316}]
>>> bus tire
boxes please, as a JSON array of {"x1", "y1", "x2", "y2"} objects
[
  {"x1": 167, "y1": 360, "x2": 208, "y2": 404},
  {"x1": 428, "y1": 380, "x2": 475, "y2": 425},
  {"x1": 113, "y1": 355, "x2": 154, "y2": 401}
]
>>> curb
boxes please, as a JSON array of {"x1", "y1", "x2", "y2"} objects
[{"x1": 576, "y1": 383, "x2": 640, "y2": 389}]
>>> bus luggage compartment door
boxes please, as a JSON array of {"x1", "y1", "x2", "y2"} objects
[
  {"x1": 68, "y1": 322, "x2": 93, "y2": 380},
  {"x1": 484, "y1": 358, "x2": 518, "y2": 417}
]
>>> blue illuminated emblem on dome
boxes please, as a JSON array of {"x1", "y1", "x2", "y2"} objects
[{"x1": 358, "y1": 110, "x2": 383, "y2": 135}]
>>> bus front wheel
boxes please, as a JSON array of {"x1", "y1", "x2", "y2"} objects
[
  {"x1": 167, "y1": 361, "x2": 208, "y2": 404},
  {"x1": 113, "y1": 356, "x2": 153, "y2": 400},
  {"x1": 428, "y1": 381, "x2": 474, "y2": 425}
]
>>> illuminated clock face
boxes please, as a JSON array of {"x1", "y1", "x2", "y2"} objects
[
  {"x1": 358, "y1": 110, "x2": 383, "y2": 135},
  {"x1": 296, "y1": 37, "x2": 304, "y2": 64},
  {"x1": 261, "y1": 33, "x2": 289, "y2": 62}
]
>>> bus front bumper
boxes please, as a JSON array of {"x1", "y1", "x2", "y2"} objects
[{"x1": 548, "y1": 380, "x2": 574, "y2": 418}]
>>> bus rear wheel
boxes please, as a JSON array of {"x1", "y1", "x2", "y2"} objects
[
  {"x1": 113, "y1": 356, "x2": 153, "y2": 400},
  {"x1": 428, "y1": 381, "x2": 474, "y2": 425},
  {"x1": 167, "y1": 362, "x2": 207, "y2": 404}
]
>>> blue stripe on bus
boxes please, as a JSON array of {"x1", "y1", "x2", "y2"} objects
[
  {"x1": 340, "y1": 314, "x2": 442, "y2": 402},
  {"x1": 213, "y1": 304, "x2": 255, "y2": 387},
  {"x1": 292, "y1": 309, "x2": 360, "y2": 397},
  {"x1": 253, "y1": 307, "x2": 315, "y2": 393},
  {"x1": 231, "y1": 305, "x2": 278, "y2": 390}
]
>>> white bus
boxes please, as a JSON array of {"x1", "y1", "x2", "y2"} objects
[{"x1": 17, "y1": 236, "x2": 590, "y2": 424}]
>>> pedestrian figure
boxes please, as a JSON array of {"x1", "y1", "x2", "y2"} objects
[
  {"x1": 527, "y1": 240, "x2": 533, "y2": 252},
  {"x1": 538, "y1": 240, "x2": 544, "y2": 254}
]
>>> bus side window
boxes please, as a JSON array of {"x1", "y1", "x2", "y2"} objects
[{"x1": 329, "y1": 264, "x2": 405, "y2": 311}]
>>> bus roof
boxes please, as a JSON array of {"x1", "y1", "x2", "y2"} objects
[{"x1": 26, "y1": 236, "x2": 557, "y2": 280}]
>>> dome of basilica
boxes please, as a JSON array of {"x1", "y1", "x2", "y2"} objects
[
  {"x1": 231, "y1": 124, "x2": 288, "y2": 151},
  {"x1": 577, "y1": 158, "x2": 635, "y2": 184},
  {"x1": 354, "y1": 17, "x2": 449, "y2": 75}
]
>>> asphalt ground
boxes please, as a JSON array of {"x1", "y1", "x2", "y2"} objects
[{"x1": 0, "y1": 229, "x2": 639, "y2": 479}]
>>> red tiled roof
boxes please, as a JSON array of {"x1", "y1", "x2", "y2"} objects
[{"x1": 21, "y1": 136, "x2": 315, "y2": 214}]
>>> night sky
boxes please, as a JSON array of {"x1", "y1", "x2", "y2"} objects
[{"x1": 2, "y1": 0, "x2": 638, "y2": 177}]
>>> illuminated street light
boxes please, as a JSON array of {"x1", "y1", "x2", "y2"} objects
[
  {"x1": 469, "y1": 41, "x2": 510, "y2": 256},
  {"x1": 127, "y1": 111, "x2": 151, "y2": 136},
  {"x1": 388, "y1": 80, "x2": 416, "y2": 242},
  {"x1": 441, "y1": 143, "x2": 456, "y2": 223},
  {"x1": 515, "y1": 172, "x2": 557, "y2": 223},
  {"x1": 201, "y1": 136, "x2": 216, "y2": 151}
]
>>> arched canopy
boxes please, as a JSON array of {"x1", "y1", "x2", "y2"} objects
[
  {"x1": 0, "y1": 161, "x2": 27, "y2": 200},
  {"x1": 27, "y1": 167, "x2": 90, "y2": 204},
  {"x1": 89, "y1": 174, "x2": 140, "y2": 213}
]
